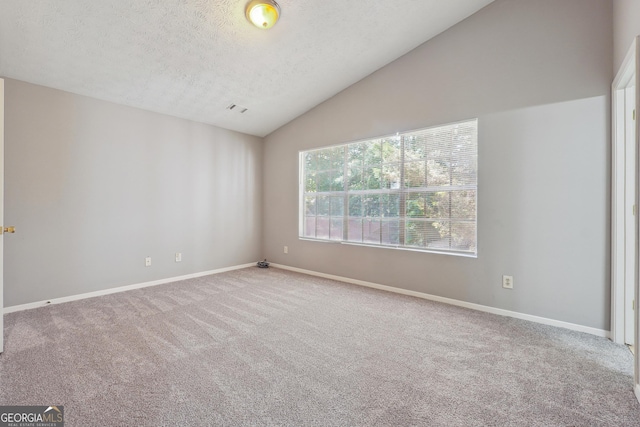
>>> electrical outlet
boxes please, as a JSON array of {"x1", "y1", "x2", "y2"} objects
[
  {"x1": 175, "y1": 252, "x2": 182, "y2": 262},
  {"x1": 145, "y1": 257, "x2": 152, "y2": 267},
  {"x1": 284, "y1": 246, "x2": 288, "y2": 254},
  {"x1": 502, "y1": 275, "x2": 513, "y2": 289}
]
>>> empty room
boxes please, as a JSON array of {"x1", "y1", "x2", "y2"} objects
[{"x1": 1, "y1": 0, "x2": 640, "y2": 425}]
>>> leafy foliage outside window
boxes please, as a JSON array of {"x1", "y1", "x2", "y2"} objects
[{"x1": 301, "y1": 119, "x2": 477, "y2": 255}]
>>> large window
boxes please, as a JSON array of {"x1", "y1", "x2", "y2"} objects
[{"x1": 300, "y1": 119, "x2": 477, "y2": 255}]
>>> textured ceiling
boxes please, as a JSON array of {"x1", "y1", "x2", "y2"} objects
[{"x1": 0, "y1": 0, "x2": 494, "y2": 137}]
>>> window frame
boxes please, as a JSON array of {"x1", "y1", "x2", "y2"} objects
[{"x1": 299, "y1": 119, "x2": 478, "y2": 257}]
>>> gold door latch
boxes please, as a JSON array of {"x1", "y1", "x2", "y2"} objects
[{"x1": 1, "y1": 226, "x2": 16, "y2": 234}]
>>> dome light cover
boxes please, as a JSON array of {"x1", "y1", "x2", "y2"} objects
[{"x1": 246, "y1": 0, "x2": 281, "y2": 30}]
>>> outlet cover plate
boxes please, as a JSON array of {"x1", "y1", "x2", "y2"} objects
[{"x1": 502, "y1": 275, "x2": 513, "y2": 289}]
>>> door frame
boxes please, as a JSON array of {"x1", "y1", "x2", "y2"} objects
[
  {"x1": 611, "y1": 36, "x2": 640, "y2": 402},
  {"x1": 0, "y1": 78, "x2": 4, "y2": 354}
]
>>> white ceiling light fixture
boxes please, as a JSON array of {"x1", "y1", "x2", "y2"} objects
[{"x1": 246, "y1": 0, "x2": 281, "y2": 30}]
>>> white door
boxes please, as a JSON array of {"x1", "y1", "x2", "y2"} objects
[
  {"x1": 625, "y1": 84, "x2": 636, "y2": 346},
  {"x1": 613, "y1": 40, "x2": 638, "y2": 345}
]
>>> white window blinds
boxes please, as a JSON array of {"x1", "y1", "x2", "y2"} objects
[{"x1": 300, "y1": 119, "x2": 477, "y2": 255}]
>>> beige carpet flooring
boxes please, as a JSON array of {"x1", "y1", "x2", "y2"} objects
[{"x1": 0, "y1": 267, "x2": 638, "y2": 426}]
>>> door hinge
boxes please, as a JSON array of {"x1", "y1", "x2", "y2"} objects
[{"x1": 634, "y1": 109, "x2": 636, "y2": 121}]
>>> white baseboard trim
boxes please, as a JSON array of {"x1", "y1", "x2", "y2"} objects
[
  {"x1": 635, "y1": 384, "x2": 640, "y2": 404},
  {"x1": 271, "y1": 263, "x2": 611, "y2": 339},
  {"x1": 4, "y1": 263, "x2": 256, "y2": 314}
]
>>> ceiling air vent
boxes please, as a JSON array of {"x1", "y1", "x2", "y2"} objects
[{"x1": 227, "y1": 104, "x2": 248, "y2": 113}]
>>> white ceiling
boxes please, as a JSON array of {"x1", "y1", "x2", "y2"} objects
[{"x1": 0, "y1": 0, "x2": 494, "y2": 137}]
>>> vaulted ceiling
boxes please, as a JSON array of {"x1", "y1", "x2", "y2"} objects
[{"x1": 0, "y1": 0, "x2": 494, "y2": 137}]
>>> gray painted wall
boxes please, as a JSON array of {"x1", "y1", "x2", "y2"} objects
[
  {"x1": 614, "y1": 0, "x2": 640, "y2": 71},
  {"x1": 4, "y1": 78, "x2": 263, "y2": 307},
  {"x1": 263, "y1": 0, "x2": 613, "y2": 329}
]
